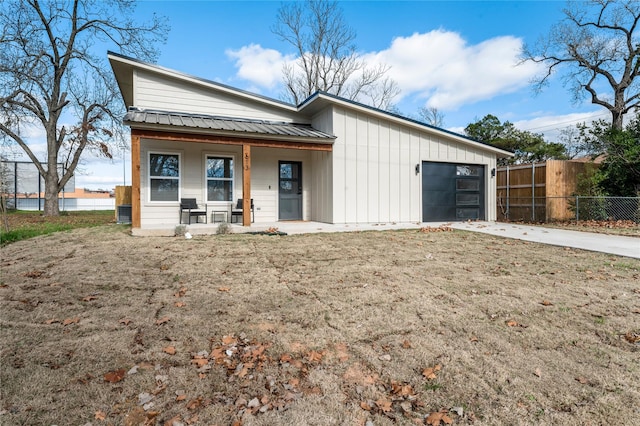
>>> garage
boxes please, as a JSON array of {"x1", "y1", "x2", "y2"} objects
[{"x1": 422, "y1": 162, "x2": 485, "y2": 222}]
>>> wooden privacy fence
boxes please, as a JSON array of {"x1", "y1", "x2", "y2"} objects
[{"x1": 496, "y1": 160, "x2": 595, "y2": 222}]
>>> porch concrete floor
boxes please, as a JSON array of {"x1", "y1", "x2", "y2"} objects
[{"x1": 130, "y1": 220, "x2": 639, "y2": 259}]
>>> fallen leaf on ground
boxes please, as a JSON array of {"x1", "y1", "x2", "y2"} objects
[
  {"x1": 307, "y1": 350, "x2": 325, "y2": 363},
  {"x1": 104, "y1": 369, "x2": 126, "y2": 383},
  {"x1": 333, "y1": 342, "x2": 350, "y2": 362},
  {"x1": 375, "y1": 398, "x2": 392, "y2": 413},
  {"x1": 288, "y1": 378, "x2": 300, "y2": 388},
  {"x1": 540, "y1": 300, "x2": 554, "y2": 306},
  {"x1": 186, "y1": 397, "x2": 202, "y2": 410},
  {"x1": 191, "y1": 357, "x2": 208, "y2": 367},
  {"x1": 63, "y1": 317, "x2": 80, "y2": 326},
  {"x1": 155, "y1": 316, "x2": 170, "y2": 325},
  {"x1": 534, "y1": 368, "x2": 542, "y2": 378},
  {"x1": 218, "y1": 287, "x2": 231, "y2": 292},
  {"x1": 402, "y1": 339, "x2": 412, "y2": 349},
  {"x1": 123, "y1": 407, "x2": 147, "y2": 426},
  {"x1": 174, "y1": 287, "x2": 187, "y2": 297},
  {"x1": 222, "y1": 335, "x2": 237, "y2": 345},
  {"x1": 506, "y1": 320, "x2": 519, "y2": 327},
  {"x1": 82, "y1": 295, "x2": 98, "y2": 302},
  {"x1": 164, "y1": 415, "x2": 182, "y2": 426},
  {"x1": 95, "y1": 410, "x2": 106, "y2": 420},
  {"x1": 391, "y1": 381, "x2": 415, "y2": 396},
  {"x1": 422, "y1": 364, "x2": 442, "y2": 380},
  {"x1": 426, "y1": 410, "x2": 453, "y2": 425},
  {"x1": 280, "y1": 353, "x2": 293, "y2": 363},
  {"x1": 163, "y1": 346, "x2": 176, "y2": 355},
  {"x1": 44, "y1": 319, "x2": 59, "y2": 325},
  {"x1": 360, "y1": 401, "x2": 372, "y2": 411},
  {"x1": 24, "y1": 270, "x2": 44, "y2": 278},
  {"x1": 175, "y1": 301, "x2": 186, "y2": 307},
  {"x1": 119, "y1": 318, "x2": 132, "y2": 325},
  {"x1": 575, "y1": 376, "x2": 589, "y2": 384},
  {"x1": 623, "y1": 332, "x2": 639, "y2": 343}
]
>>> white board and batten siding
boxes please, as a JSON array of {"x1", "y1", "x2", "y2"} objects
[
  {"x1": 330, "y1": 106, "x2": 498, "y2": 224},
  {"x1": 134, "y1": 70, "x2": 302, "y2": 123},
  {"x1": 250, "y1": 147, "x2": 313, "y2": 222}
]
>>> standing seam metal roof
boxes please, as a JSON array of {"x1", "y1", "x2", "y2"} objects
[{"x1": 124, "y1": 109, "x2": 335, "y2": 141}]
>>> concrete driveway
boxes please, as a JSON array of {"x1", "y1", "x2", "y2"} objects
[{"x1": 449, "y1": 221, "x2": 639, "y2": 259}]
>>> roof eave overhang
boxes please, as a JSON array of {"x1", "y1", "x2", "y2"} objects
[
  {"x1": 108, "y1": 51, "x2": 298, "y2": 113},
  {"x1": 125, "y1": 122, "x2": 335, "y2": 145}
]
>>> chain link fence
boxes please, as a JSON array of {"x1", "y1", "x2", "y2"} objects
[
  {"x1": 497, "y1": 196, "x2": 640, "y2": 223},
  {"x1": 574, "y1": 197, "x2": 640, "y2": 222}
]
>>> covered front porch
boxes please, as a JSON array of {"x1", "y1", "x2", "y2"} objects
[{"x1": 127, "y1": 110, "x2": 335, "y2": 230}]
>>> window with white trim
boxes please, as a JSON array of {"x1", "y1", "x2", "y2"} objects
[
  {"x1": 206, "y1": 156, "x2": 233, "y2": 202},
  {"x1": 149, "y1": 152, "x2": 180, "y2": 202}
]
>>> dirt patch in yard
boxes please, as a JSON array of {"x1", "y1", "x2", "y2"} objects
[{"x1": 1, "y1": 225, "x2": 639, "y2": 425}]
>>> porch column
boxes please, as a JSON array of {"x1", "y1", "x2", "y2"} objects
[
  {"x1": 242, "y1": 144, "x2": 251, "y2": 226},
  {"x1": 131, "y1": 133, "x2": 141, "y2": 228}
]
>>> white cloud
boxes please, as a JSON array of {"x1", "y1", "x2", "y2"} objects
[
  {"x1": 447, "y1": 110, "x2": 609, "y2": 142},
  {"x1": 366, "y1": 29, "x2": 542, "y2": 110},
  {"x1": 227, "y1": 31, "x2": 542, "y2": 111},
  {"x1": 514, "y1": 110, "x2": 609, "y2": 141},
  {"x1": 226, "y1": 44, "x2": 294, "y2": 89}
]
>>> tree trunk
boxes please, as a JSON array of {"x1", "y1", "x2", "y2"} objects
[
  {"x1": 611, "y1": 110, "x2": 625, "y2": 131},
  {"x1": 43, "y1": 129, "x2": 60, "y2": 216},
  {"x1": 43, "y1": 170, "x2": 60, "y2": 216},
  {"x1": 612, "y1": 89, "x2": 626, "y2": 130}
]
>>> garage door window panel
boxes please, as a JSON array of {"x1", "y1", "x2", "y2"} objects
[{"x1": 456, "y1": 179, "x2": 480, "y2": 191}]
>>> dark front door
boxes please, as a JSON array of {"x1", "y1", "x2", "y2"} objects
[
  {"x1": 422, "y1": 162, "x2": 485, "y2": 222},
  {"x1": 279, "y1": 161, "x2": 302, "y2": 220}
]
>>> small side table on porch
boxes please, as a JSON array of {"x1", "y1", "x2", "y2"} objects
[{"x1": 211, "y1": 210, "x2": 229, "y2": 223}]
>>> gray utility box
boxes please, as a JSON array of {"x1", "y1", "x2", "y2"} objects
[{"x1": 117, "y1": 204, "x2": 132, "y2": 224}]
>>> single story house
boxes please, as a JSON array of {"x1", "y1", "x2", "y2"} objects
[{"x1": 108, "y1": 52, "x2": 512, "y2": 231}]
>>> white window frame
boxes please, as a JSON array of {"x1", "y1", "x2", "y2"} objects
[
  {"x1": 148, "y1": 151, "x2": 181, "y2": 203},
  {"x1": 204, "y1": 154, "x2": 235, "y2": 203}
]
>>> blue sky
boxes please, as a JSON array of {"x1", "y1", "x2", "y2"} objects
[{"x1": 16, "y1": 0, "x2": 614, "y2": 190}]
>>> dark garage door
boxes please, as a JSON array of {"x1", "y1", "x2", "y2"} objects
[{"x1": 422, "y1": 162, "x2": 485, "y2": 222}]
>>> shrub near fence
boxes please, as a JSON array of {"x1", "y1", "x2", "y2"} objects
[{"x1": 497, "y1": 195, "x2": 640, "y2": 223}]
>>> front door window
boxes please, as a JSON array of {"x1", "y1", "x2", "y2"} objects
[{"x1": 279, "y1": 161, "x2": 302, "y2": 220}]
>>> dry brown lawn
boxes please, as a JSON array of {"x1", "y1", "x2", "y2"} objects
[{"x1": 1, "y1": 225, "x2": 639, "y2": 425}]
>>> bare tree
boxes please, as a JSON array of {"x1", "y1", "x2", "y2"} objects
[
  {"x1": 0, "y1": 0, "x2": 167, "y2": 216},
  {"x1": 418, "y1": 106, "x2": 445, "y2": 127},
  {"x1": 557, "y1": 125, "x2": 586, "y2": 159},
  {"x1": 523, "y1": 0, "x2": 639, "y2": 130},
  {"x1": 273, "y1": 0, "x2": 399, "y2": 110}
]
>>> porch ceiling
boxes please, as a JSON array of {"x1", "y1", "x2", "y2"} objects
[{"x1": 124, "y1": 108, "x2": 335, "y2": 143}]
